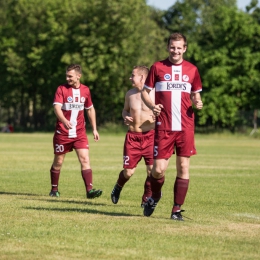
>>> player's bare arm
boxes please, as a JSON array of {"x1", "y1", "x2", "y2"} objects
[
  {"x1": 86, "y1": 106, "x2": 99, "y2": 141},
  {"x1": 54, "y1": 104, "x2": 73, "y2": 129},
  {"x1": 191, "y1": 92, "x2": 203, "y2": 110},
  {"x1": 141, "y1": 87, "x2": 163, "y2": 116}
]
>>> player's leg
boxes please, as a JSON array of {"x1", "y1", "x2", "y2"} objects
[
  {"x1": 50, "y1": 133, "x2": 70, "y2": 197},
  {"x1": 111, "y1": 168, "x2": 135, "y2": 204},
  {"x1": 150, "y1": 158, "x2": 169, "y2": 199},
  {"x1": 143, "y1": 159, "x2": 169, "y2": 217},
  {"x1": 144, "y1": 130, "x2": 174, "y2": 217},
  {"x1": 111, "y1": 131, "x2": 141, "y2": 204},
  {"x1": 171, "y1": 130, "x2": 195, "y2": 220},
  {"x1": 75, "y1": 148, "x2": 102, "y2": 199},
  {"x1": 175, "y1": 156, "x2": 190, "y2": 207},
  {"x1": 141, "y1": 164, "x2": 152, "y2": 207},
  {"x1": 150, "y1": 130, "x2": 174, "y2": 199},
  {"x1": 170, "y1": 156, "x2": 190, "y2": 221},
  {"x1": 49, "y1": 154, "x2": 65, "y2": 197},
  {"x1": 141, "y1": 130, "x2": 154, "y2": 207}
]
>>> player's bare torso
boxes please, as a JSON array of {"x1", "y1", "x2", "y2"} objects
[{"x1": 127, "y1": 88, "x2": 155, "y2": 133}]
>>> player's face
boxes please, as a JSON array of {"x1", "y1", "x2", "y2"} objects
[
  {"x1": 168, "y1": 39, "x2": 187, "y2": 64},
  {"x1": 66, "y1": 69, "x2": 81, "y2": 87},
  {"x1": 129, "y1": 69, "x2": 142, "y2": 87}
]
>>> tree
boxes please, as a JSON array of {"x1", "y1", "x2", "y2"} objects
[
  {"x1": 60, "y1": 0, "x2": 168, "y2": 125},
  {"x1": 196, "y1": 4, "x2": 260, "y2": 129},
  {"x1": 0, "y1": 0, "x2": 83, "y2": 130},
  {"x1": 0, "y1": 0, "x2": 167, "y2": 130},
  {"x1": 162, "y1": 0, "x2": 260, "y2": 129}
]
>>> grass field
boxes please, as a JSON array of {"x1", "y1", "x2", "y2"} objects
[{"x1": 0, "y1": 132, "x2": 259, "y2": 260}]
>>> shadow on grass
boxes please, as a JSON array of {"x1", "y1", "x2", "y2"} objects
[
  {"x1": 23, "y1": 206, "x2": 141, "y2": 217},
  {"x1": 30, "y1": 198, "x2": 107, "y2": 206},
  {"x1": 25, "y1": 197, "x2": 142, "y2": 209},
  {"x1": 1, "y1": 191, "x2": 145, "y2": 217},
  {"x1": 0, "y1": 191, "x2": 40, "y2": 196},
  {"x1": 0, "y1": 192, "x2": 106, "y2": 206}
]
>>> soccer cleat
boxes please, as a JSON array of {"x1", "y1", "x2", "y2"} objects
[
  {"x1": 111, "y1": 184, "x2": 122, "y2": 204},
  {"x1": 87, "y1": 189, "x2": 102, "y2": 199},
  {"x1": 143, "y1": 197, "x2": 159, "y2": 217},
  {"x1": 141, "y1": 198, "x2": 147, "y2": 208},
  {"x1": 171, "y1": 210, "x2": 185, "y2": 221},
  {"x1": 49, "y1": 190, "x2": 60, "y2": 197}
]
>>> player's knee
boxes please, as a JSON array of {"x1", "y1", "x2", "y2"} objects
[
  {"x1": 177, "y1": 164, "x2": 189, "y2": 178},
  {"x1": 81, "y1": 162, "x2": 90, "y2": 170},
  {"x1": 79, "y1": 157, "x2": 90, "y2": 166},
  {"x1": 180, "y1": 161, "x2": 189, "y2": 173},
  {"x1": 52, "y1": 162, "x2": 62, "y2": 169},
  {"x1": 152, "y1": 168, "x2": 165, "y2": 179},
  {"x1": 124, "y1": 169, "x2": 134, "y2": 179},
  {"x1": 146, "y1": 166, "x2": 153, "y2": 176}
]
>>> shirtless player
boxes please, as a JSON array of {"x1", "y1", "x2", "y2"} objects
[{"x1": 111, "y1": 66, "x2": 155, "y2": 206}]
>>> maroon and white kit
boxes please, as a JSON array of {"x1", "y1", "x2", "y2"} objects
[
  {"x1": 145, "y1": 58, "x2": 202, "y2": 158},
  {"x1": 53, "y1": 83, "x2": 92, "y2": 154}
]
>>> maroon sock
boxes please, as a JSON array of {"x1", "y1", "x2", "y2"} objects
[
  {"x1": 142, "y1": 175, "x2": 152, "y2": 203},
  {"x1": 50, "y1": 166, "x2": 60, "y2": 191},
  {"x1": 151, "y1": 175, "x2": 165, "y2": 201},
  {"x1": 81, "y1": 169, "x2": 93, "y2": 192},
  {"x1": 172, "y1": 177, "x2": 189, "y2": 212},
  {"x1": 117, "y1": 170, "x2": 129, "y2": 187}
]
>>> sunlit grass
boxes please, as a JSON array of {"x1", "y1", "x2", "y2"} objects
[{"x1": 0, "y1": 133, "x2": 259, "y2": 259}]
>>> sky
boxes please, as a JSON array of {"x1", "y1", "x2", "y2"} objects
[{"x1": 147, "y1": 0, "x2": 254, "y2": 11}]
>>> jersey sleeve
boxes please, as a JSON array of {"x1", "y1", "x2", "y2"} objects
[
  {"x1": 84, "y1": 87, "x2": 93, "y2": 109},
  {"x1": 191, "y1": 68, "x2": 202, "y2": 93},
  {"x1": 144, "y1": 63, "x2": 157, "y2": 90},
  {"x1": 53, "y1": 86, "x2": 64, "y2": 106}
]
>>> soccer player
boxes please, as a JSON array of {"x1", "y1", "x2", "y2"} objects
[
  {"x1": 141, "y1": 33, "x2": 203, "y2": 220},
  {"x1": 111, "y1": 66, "x2": 155, "y2": 206},
  {"x1": 49, "y1": 64, "x2": 102, "y2": 199}
]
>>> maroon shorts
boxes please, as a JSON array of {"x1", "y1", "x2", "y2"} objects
[
  {"x1": 53, "y1": 132, "x2": 89, "y2": 155},
  {"x1": 123, "y1": 130, "x2": 154, "y2": 169},
  {"x1": 154, "y1": 130, "x2": 197, "y2": 159}
]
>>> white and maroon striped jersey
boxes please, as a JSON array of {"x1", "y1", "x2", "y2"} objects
[
  {"x1": 145, "y1": 58, "x2": 202, "y2": 131},
  {"x1": 53, "y1": 84, "x2": 93, "y2": 138}
]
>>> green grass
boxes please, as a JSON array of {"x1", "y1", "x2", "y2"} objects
[{"x1": 0, "y1": 132, "x2": 259, "y2": 260}]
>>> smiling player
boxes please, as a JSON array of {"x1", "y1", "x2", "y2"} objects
[
  {"x1": 49, "y1": 64, "x2": 102, "y2": 199},
  {"x1": 141, "y1": 33, "x2": 203, "y2": 220}
]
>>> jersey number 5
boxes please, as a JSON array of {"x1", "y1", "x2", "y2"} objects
[{"x1": 154, "y1": 146, "x2": 158, "y2": 157}]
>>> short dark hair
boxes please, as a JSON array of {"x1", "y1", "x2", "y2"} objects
[
  {"x1": 167, "y1": 32, "x2": 187, "y2": 47},
  {"x1": 66, "y1": 64, "x2": 82, "y2": 74}
]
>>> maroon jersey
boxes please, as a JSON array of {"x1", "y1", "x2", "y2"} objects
[
  {"x1": 145, "y1": 58, "x2": 202, "y2": 131},
  {"x1": 53, "y1": 83, "x2": 93, "y2": 138}
]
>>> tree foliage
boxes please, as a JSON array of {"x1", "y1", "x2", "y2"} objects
[
  {"x1": 163, "y1": 0, "x2": 260, "y2": 129},
  {"x1": 0, "y1": 0, "x2": 167, "y2": 130},
  {"x1": 0, "y1": 0, "x2": 259, "y2": 131}
]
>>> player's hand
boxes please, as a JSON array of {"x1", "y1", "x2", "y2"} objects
[
  {"x1": 63, "y1": 120, "x2": 73, "y2": 129},
  {"x1": 194, "y1": 100, "x2": 203, "y2": 110},
  {"x1": 124, "y1": 116, "x2": 133, "y2": 126},
  {"x1": 152, "y1": 104, "x2": 163, "y2": 116},
  {"x1": 93, "y1": 130, "x2": 99, "y2": 142}
]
